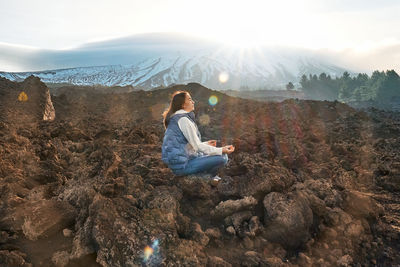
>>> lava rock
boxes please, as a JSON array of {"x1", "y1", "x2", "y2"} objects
[
  {"x1": 212, "y1": 196, "x2": 257, "y2": 218},
  {"x1": 263, "y1": 191, "x2": 313, "y2": 248}
]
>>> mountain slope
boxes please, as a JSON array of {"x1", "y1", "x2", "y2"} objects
[{"x1": 0, "y1": 33, "x2": 349, "y2": 90}]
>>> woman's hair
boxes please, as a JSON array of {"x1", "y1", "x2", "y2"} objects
[{"x1": 163, "y1": 91, "x2": 188, "y2": 129}]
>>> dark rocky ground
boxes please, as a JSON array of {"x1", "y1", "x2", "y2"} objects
[{"x1": 0, "y1": 76, "x2": 399, "y2": 266}]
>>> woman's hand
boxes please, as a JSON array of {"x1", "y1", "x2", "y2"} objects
[
  {"x1": 206, "y1": 140, "x2": 217, "y2": 147},
  {"x1": 222, "y1": 145, "x2": 235, "y2": 154}
]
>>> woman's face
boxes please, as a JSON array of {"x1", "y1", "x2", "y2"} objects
[{"x1": 182, "y1": 93, "x2": 195, "y2": 112}]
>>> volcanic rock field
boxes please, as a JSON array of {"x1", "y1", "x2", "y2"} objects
[{"x1": 0, "y1": 76, "x2": 399, "y2": 266}]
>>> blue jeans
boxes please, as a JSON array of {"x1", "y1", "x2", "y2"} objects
[{"x1": 174, "y1": 154, "x2": 228, "y2": 176}]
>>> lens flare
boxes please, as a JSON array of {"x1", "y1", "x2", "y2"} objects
[
  {"x1": 144, "y1": 246, "x2": 153, "y2": 261},
  {"x1": 219, "y1": 72, "x2": 229, "y2": 83},
  {"x1": 18, "y1": 91, "x2": 28, "y2": 102},
  {"x1": 208, "y1": 95, "x2": 218, "y2": 106},
  {"x1": 152, "y1": 239, "x2": 159, "y2": 248},
  {"x1": 143, "y1": 239, "x2": 160, "y2": 263}
]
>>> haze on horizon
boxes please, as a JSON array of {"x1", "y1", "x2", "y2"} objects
[{"x1": 1, "y1": 0, "x2": 399, "y2": 73}]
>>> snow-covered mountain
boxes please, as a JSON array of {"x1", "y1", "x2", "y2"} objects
[{"x1": 0, "y1": 33, "x2": 349, "y2": 90}]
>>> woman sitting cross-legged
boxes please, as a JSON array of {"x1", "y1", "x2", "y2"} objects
[{"x1": 161, "y1": 90, "x2": 235, "y2": 185}]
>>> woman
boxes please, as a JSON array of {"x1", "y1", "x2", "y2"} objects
[{"x1": 161, "y1": 91, "x2": 235, "y2": 185}]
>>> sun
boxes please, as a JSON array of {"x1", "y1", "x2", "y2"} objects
[{"x1": 226, "y1": 36, "x2": 263, "y2": 49}]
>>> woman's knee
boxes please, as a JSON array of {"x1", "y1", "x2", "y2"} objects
[
  {"x1": 215, "y1": 154, "x2": 228, "y2": 167},
  {"x1": 222, "y1": 154, "x2": 228, "y2": 165}
]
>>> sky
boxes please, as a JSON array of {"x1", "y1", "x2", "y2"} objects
[{"x1": 0, "y1": 0, "x2": 399, "y2": 71}]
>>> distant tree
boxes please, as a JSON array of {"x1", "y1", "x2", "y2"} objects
[
  {"x1": 300, "y1": 73, "x2": 337, "y2": 100},
  {"x1": 301, "y1": 74, "x2": 319, "y2": 99},
  {"x1": 342, "y1": 71, "x2": 351, "y2": 80},
  {"x1": 286, "y1": 82, "x2": 294, "y2": 90},
  {"x1": 370, "y1": 70, "x2": 384, "y2": 83},
  {"x1": 356, "y1": 73, "x2": 369, "y2": 85},
  {"x1": 353, "y1": 85, "x2": 375, "y2": 101},
  {"x1": 338, "y1": 71, "x2": 354, "y2": 101},
  {"x1": 376, "y1": 70, "x2": 400, "y2": 102},
  {"x1": 319, "y1": 73, "x2": 328, "y2": 81},
  {"x1": 353, "y1": 86, "x2": 364, "y2": 101},
  {"x1": 312, "y1": 74, "x2": 318, "y2": 81},
  {"x1": 300, "y1": 75, "x2": 308, "y2": 88},
  {"x1": 297, "y1": 70, "x2": 400, "y2": 103},
  {"x1": 316, "y1": 72, "x2": 339, "y2": 100}
]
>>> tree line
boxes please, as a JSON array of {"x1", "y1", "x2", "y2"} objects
[{"x1": 290, "y1": 70, "x2": 400, "y2": 102}]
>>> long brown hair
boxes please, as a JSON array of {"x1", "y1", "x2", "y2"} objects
[{"x1": 163, "y1": 91, "x2": 188, "y2": 129}]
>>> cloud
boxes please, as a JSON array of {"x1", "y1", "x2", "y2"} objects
[
  {"x1": 0, "y1": 43, "x2": 39, "y2": 72},
  {"x1": 317, "y1": 41, "x2": 400, "y2": 74},
  {"x1": 347, "y1": 44, "x2": 400, "y2": 73}
]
